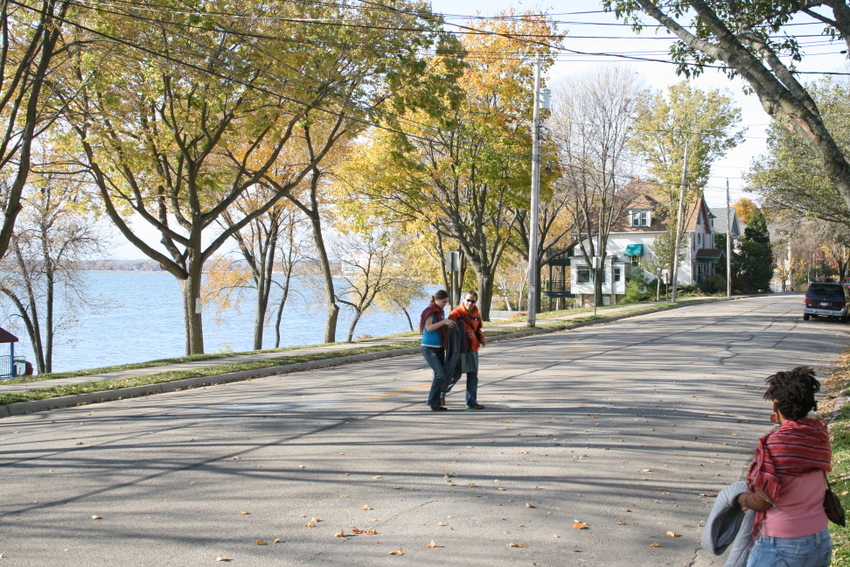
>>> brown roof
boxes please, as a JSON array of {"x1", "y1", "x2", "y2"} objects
[{"x1": 0, "y1": 327, "x2": 19, "y2": 343}]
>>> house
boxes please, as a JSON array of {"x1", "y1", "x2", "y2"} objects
[{"x1": 569, "y1": 182, "x2": 726, "y2": 306}]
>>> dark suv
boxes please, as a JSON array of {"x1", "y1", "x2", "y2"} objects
[{"x1": 803, "y1": 282, "x2": 850, "y2": 322}]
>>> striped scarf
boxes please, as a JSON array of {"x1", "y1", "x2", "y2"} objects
[{"x1": 747, "y1": 417, "x2": 831, "y2": 534}]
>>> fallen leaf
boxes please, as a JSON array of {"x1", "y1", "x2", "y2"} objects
[
  {"x1": 426, "y1": 540, "x2": 437, "y2": 548},
  {"x1": 436, "y1": 522, "x2": 447, "y2": 526},
  {"x1": 388, "y1": 548, "x2": 405, "y2": 555},
  {"x1": 239, "y1": 511, "x2": 250, "y2": 515},
  {"x1": 365, "y1": 530, "x2": 378, "y2": 535},
  {"x1": 667, "y1": 531, "x2": 681, "y2": 537},
  {"x1": 340, "y1": 495, "x2": 349, "y2": 498},
  {"x1": 361, "y1": 505, "x2": 372, "y2": 510},
  {"x1": 572, "y1": 522, "x2": 588, "y2": 529},
  {"x1": 372, "y1": 475, "x2": 382, "y2": 479},
  {"x1": 335, "y1": 529, "x2": 346, "y2": 537},
  {"x1": 91, "y1": 515, "x2": 103, "y2": 520},
  {"x1": 215, "y1": 557, "x2": 232, "y2": 562},
  {"x1": 304, "y1": 523, "x2": 316, "y2": 528},
  {"x1": 468, "y1": 483, "x2": 478, "y2": 487},
  {"x1": 617, "y1": 521, "x2": 627, "y2": 525},
  {"x1": 232, "y1": 457, "x2": 241, "y2": 460},
  {"x1": 273, "y1": 539, "x2": 283, "y2": 543},
  {"x1": 699, "y1": 493, "x2": 717, "y2": 498},
  {"x1": 311, "y1": 518, "x2": 322, "y2": 523},
  {"x1": 256, "y1": 540, "x2": 267, "y2": 545},
  {"x1": 508, "y1": 543, "x2": 528, "y2": 548},
  {"x1": 650, "y1": 543, "x2": 661, "y2": 547},
  {"x1": 525, "y1": 503, "x2": 536, "y2": 508}
]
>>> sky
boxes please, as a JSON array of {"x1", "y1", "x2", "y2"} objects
[{"x1": 103, "y1": 0, "x2": 850, "y2": 260}]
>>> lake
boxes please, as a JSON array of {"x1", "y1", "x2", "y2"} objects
[{"x1": 0, "y1": 271, "x2": 425, "y2": 373}]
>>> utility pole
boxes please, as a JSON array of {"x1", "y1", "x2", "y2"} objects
[
  {"x1": 726, "y1": 179, "x2": 732, "y2": 297},
  {"x1": 671, "y1": 138, "x2": 689, "y2": 303},
  {"x1": 526, "y1": 57, "x2": 542, "y2": 327}
]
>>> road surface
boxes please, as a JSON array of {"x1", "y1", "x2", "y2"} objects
[{"x1": 0, "y1": 295, "x2": 846, "y2": 566}]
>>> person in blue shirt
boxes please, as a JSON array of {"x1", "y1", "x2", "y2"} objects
[{"x1": 419, "y1": 290, "x2": 456, "y2": 411}]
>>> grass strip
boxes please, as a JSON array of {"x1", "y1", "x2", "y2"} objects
[
  {"x1": 826, "y1": 351, "x2": 850, "y2": 565},
  {"x1": 0, "y1": 343, "x2": 412, "y2": 405}
]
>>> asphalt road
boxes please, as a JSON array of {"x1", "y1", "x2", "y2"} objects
[{"x1": 1, "y1": 294, "x2": 847, "y2": 566}]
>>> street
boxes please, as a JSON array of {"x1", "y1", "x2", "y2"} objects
[{"x1": 1, "y1": 295, "x2": 847, "y2": 566}]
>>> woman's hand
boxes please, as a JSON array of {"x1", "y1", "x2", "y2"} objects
[{"x1": 444, "y1": 319, "x2": 456, "y2": 328}]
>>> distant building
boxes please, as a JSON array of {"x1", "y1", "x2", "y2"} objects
[{"x1": 569, "y1": 181, "x2": 726, "y2": 306}]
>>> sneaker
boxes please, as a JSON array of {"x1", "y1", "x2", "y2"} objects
[
  {"x1": 466, "y1": 403, "x2": 485, "y2": 410},
  {"x1": 431, "y1": 406, "x2": 448, "y2": 411},
  {"x1": 440, "y1": 394, "x2": 446, "y2": 407}
]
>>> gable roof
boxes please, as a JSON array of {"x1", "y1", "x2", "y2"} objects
[{"x1": 710, "y1": 207, "x2": 742, "y2": 237}]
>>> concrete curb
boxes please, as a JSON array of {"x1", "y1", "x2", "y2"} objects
[{"x1": 0, "y1": 297, "x2": 741, "y2": 417}]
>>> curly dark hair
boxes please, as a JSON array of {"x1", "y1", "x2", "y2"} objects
[{"x1": 763, "y1": 366, "x2": 821, "y2": 421}]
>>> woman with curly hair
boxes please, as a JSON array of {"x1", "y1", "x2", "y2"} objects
[{"x1": 736, "y1": 366, "x2": 833, "y2": 567}]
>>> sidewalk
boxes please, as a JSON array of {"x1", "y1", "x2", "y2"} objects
[{"x1": 0, "y1": 298, "x2": 724, "y2": 417}]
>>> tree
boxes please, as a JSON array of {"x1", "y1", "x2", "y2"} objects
[
  {"x1": 334, "y1": 232, "x2": 397, "y2": 342},
  {"x1": 631, "y1": 81, "x2": 744, "y2": 202},
  {"x1": 733, "y1": 207, "x2": 774, "y2": 293},
  {"x1": 58, "y1": 0, "x2": 463, "y2": 354},
  {"x1": 549, "y1": 66, "x2": 642, "y2": 307},
  {"x1": 748, "y1": 78, "x2": 850, "y2": 228},
  {"x1": 340, "y1": 11, "x2": 563, "y2": 320},
  {"x1": 733, "y1": 198, "x2": 759, "y2": 225},
  {"x1": 603, "y1": 0, "x2": 850, "y2": 213},
  {"x1": 0, "y1": 0, "x2": 75, "y2": 260},
  {"x1": 0, "y1": 168, "x2": 103, "y2": 373},
  {"x1": 642, "y1": 222, "x2": 685, "y2": 299},
  {"x1": 218, "y1": 184, "x2": 308, "y2": 350}
]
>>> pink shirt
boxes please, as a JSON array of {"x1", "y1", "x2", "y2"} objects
[{"x1": 762, "y1": 470, "x2": 828, "y2": 538}]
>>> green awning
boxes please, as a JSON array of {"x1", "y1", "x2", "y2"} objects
[{"x1": 624, "y1": 244, "x2": 643, "y2": 256}]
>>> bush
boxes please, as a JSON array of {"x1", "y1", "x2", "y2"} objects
[
  {"x1": 623, "y1": 266, "x2": 651, "y2": 303},
  {"x1": 698, "y1": 274, "x2": 727, "y2": 295}
]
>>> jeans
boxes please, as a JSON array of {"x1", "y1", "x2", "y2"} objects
[
  {"x1": 746, "y1": 529, "x2": 831, "y2": 567},
  {"x1": 422, "y1": 346, "x2": 447, "y2": 407}
]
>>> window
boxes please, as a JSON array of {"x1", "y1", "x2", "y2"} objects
[
  {"x1": 630, "y1": 210, "x2": 649, "y2": 227},
  {"x1": 577, "y1": 266, "x2": 590, "y2": 283},
  {"x1": 613, "y1": 267, "x2": 621, "y2": 282}
]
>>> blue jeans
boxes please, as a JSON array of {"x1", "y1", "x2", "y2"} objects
[
  {"x1": 746, "y1": 529, "x2": 831, "y2": 567},
  {"x1": 422, "y1": 347, "x2": 447, "y2": 407}
]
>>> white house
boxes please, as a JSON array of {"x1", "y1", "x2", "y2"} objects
[{"x1": 569, "y1": 183, "x2": 727, "y2": 306}]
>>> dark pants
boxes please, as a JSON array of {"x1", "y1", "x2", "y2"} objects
[{"x1": 422, "y1": 346, "x2": 447, "y2": 407}]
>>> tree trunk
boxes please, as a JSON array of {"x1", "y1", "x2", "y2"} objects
[
  {"x1": 475, "y1": 271, "x2": 495, "y2": 321},
  {"x1": 180, "y1": 267, "x2": 205, "y2": 355},
  {"x1": 345, "y1": 310, "x2": 363, "y2": 342},
  {"x1": 309, "y1": 212, "x2": 339, "y2": 344}
]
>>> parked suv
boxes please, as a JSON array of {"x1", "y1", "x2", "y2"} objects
[{"x1": 803, "y1": 282, "x2": 850, "y2": 322}]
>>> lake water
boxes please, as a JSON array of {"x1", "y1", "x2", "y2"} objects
[{"x1": 1, "y1": 271, "x2": 424, "y2": 373}]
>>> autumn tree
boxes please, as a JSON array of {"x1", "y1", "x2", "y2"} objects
[
  {"x1": 57, "y1": 0, "x2": 463, "y2": 354},
  {"x1": 0, "y1": 0, "x2": 75, "y2": 260},
  {"x1": 603, "y1": 0, "x2": 850, "y2": 215},
  {"x1": 549, "y1": 66, "x2": 642, "y2": 307},
  {"x1": 0, "y1": 167, "x2": 104, "y2": 373},
  {"x1": 218, "y1": 182, "x2": 309, "y2": 350},
  {"x1": 631, "y1": 81, "x2": 744, "y2": 204},
  {"x1": 342, "y1": 12, "x2": 563, "y2": 320}
]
